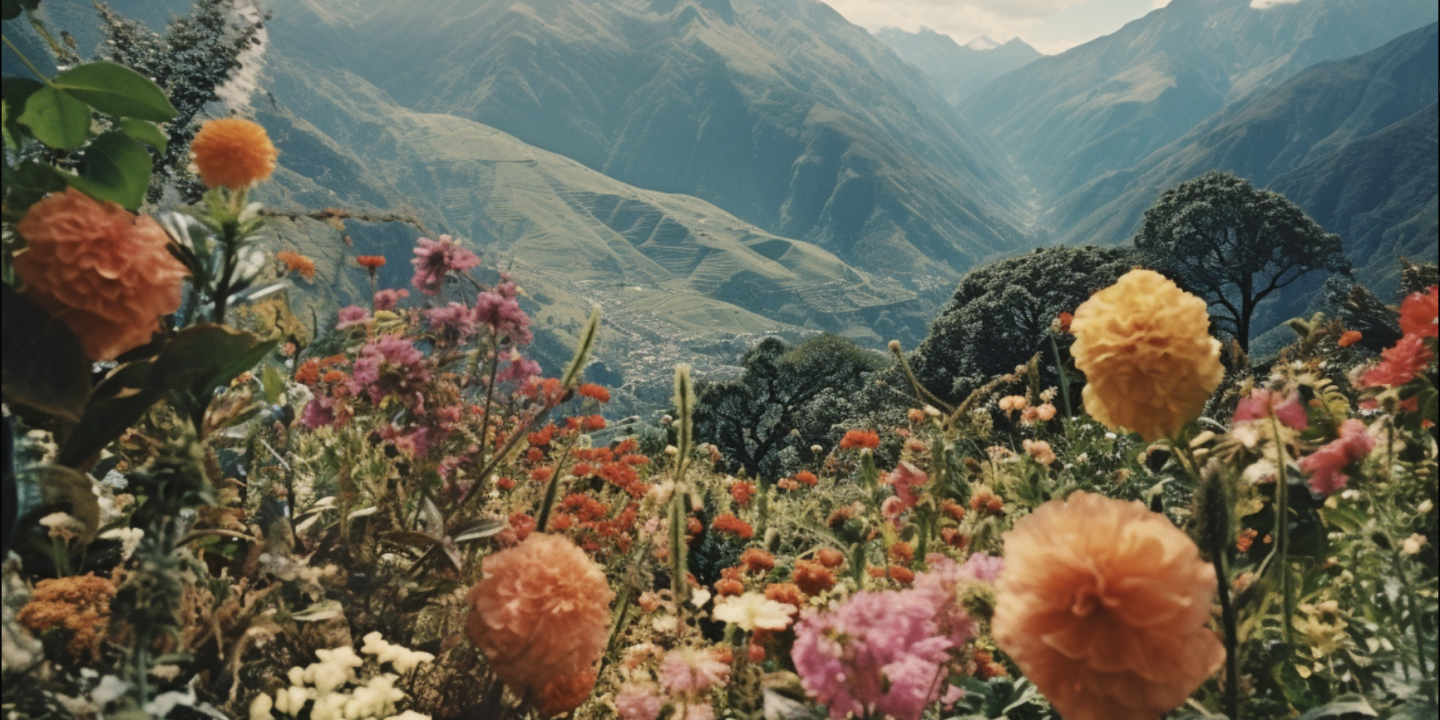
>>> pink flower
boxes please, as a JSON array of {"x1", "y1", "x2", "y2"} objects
[
  {"x1": 348, "y1": 334, "x2": 431, "y2": 410},
  {"x1": 300, "y1": 394, "x2": 337, "y2": 429},
  {"x1": 1360, "y1": 334, "x2": 1433, "y2": 388},
  {"x1": 791, "y1": 589, "x2": 952, "y2": 720},
  {"x1": 658, "y1": 648, "x2": 730, "y2": 695},
  {"x1": 672, "y1": 705, "x2": 715, "y2": 720},
  {"x1": 912, "y1": 553, "x2": 999, "y2": 647},
  {"x1": 425, "y1": 302, "x2": 476, "y2": 342},
  {"x1": 475, "y1": 289, "x2": 533, "y2": 345},
  {"x1": 614, "y1": 682, "x2": 664, "y2": 720},
  {"x1": 374, "y1": 288, "x2": 409, "y2": 311},
  {"x1": 496, "y1": 354, "x2": 542, "y2": 384},
  {"x1": 411, "y1": 234, "x2": 480, "y2": 295},
  {"x1": 336, "y1": 305, "x2": 371, "y2": 329},
  {"x1": 884, "y1": 462, "x2": 928, "y2": 509},
  {"x1": 1299, "y1": 419, "x2": 1375, "y2": 495},
  {"x1": 881, "y1": 495, "x2": 907, "y2": 523},
  {"x1": 1233, "y1": 388, "x2": 1308, "y2": 431},
  {"x1": 1399, "y1": 286, "x2": 1438, "y2": 338}
]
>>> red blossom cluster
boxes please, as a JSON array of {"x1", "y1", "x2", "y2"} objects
[{"x1": 839, "y1": 429, "x2": 880, "y2": 450}]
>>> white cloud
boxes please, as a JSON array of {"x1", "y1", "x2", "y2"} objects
[
  {"x1": 826, "y1": 0, "x2": 1087, "y2": 46},
  {"x1": 1250, "y1": 0, "x2": 1305, "y2": 8}
]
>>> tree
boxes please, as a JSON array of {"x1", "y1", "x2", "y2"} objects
[
  {"x1": 1134, "y1": 171, "x2": 1351, "y2": 352},
  {"x1": 693, "y1": 335, "x2": 884, "y2": 479},
  {"x1": 97, "y1": 0, "x2": 268, "y2": 202},
  {"x1": 909, "y1": 245, "x2": 1138, "y2": 404}
]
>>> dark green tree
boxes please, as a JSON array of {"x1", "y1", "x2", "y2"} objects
[
  {"x1": 693, "y1": 334, "x2": 884, "y2": 479},
  {"x1": 96, "y1": 0, "x2": 268, "y2": 202},
  {"x1": 909, "y1": 245, "x2": 1138, "y2": 404},
  {"x1": 1134, "y1": 171, "x2": 1351, "y2": 352}
]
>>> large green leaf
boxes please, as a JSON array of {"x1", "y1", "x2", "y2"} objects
[
  {"x1": 116, "y1": 117, "x2": 166, "y2": 152},
  {"x1": 2, "y1": 158, "x2": 67, "y2": 215},
  {"x1": 18, "y1": 84, "x2": 90, "y2": 150},
  {"x1": 149, "y1": 324, "x2": 278, "y2": 399},
  {"x1": 59, "y1": 360, "x2": 165, "y2": 469},
  {"x1": 0, "y1": 285, "x2": 91, "y2": 421},
  {"x1": 52, "y1": 61, "x2": 176, "y2": 122},
  {"x1": 66, "y1": 130, "x2": 152, "y2": 209}
]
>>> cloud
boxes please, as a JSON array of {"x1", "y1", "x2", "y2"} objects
[
  {"x1": 1250, "y1": 0, "x2": 1305, "y2": 8},
  {"x1": 825, "y1": 0, "x2": 1088, "y2": 45}
]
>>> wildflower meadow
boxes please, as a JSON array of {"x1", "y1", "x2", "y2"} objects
[{"x1": 2, "y1": 2, "x2": 1437, "y2": 720}]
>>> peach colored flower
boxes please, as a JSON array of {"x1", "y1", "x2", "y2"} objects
[
  {"x1": 466, "y1": 534, "x2": 614, "y2": 698},
  {"x1": 993, "y1": 491, "x2": 1223, "y2": 720},
  {"x1": 1070, "y1": 269, "x2": 1223, "y2": 442},
  {"x1": 189, "y1": 117, "x2": 277, "y2": 189},
  {"x1": 276, "y1": 250, "x2": 316, "y2": 281},
  {"x1": 1337, "y1": 330, "x2": 1363, "y2": 348},
  {"x1": 14, "y1": 189, "x2": 187, "y2": 360},
  {"x1": 1022, "y1": 439, "x2": 1056, "y2": 466},
  {"x1": 533, "y1": 668, "x2": 596, "y2": 718}
]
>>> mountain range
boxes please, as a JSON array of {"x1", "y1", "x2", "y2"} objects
[{"x1": 872, "y1": 27, "x2": 1041, "y2": 104}]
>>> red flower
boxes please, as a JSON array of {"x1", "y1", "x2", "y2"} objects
[
  {"x1": 1337, "y1": 330, "x2": 1363, "y2": 348},
  {"x1": 712, "y1": 513, "x2": 754, "y2": 539},
  {"x1": 1360, "y1": 335, "x2": 1433, "y2": 388},
  {"x1": 1399, "y1": 286, "x2": 1438, "y2": 338},
  {"x1": 740, "y1": 548, "x2": 776, "y2": 574},
  {"x1": 1233, "y1": 388, "x2": 1308, "y2": 431},
  {"x1": 356, "y1": 255, "x2": 386, "y2": 270},
  {"x1": 839, "y1": 429, "x2": 880, "y2": 450},
  {"x1": 795, "y1": 470, "x2": 818, "y2": 486},
  {"x1": 730, "y1": 481, "x2": 757, "y2": 507},
  {"x1": 578, "y1": 383, "x2": 611, "y2": 403},
  {"x1": 1056, "y1": 311, "x2": 1074, "y2": 333}
]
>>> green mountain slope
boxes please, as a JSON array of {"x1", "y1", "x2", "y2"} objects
[
  {"x1": 265, "y1": 0, "x2": 1031, "y2": 278},
  {"x1": 1051, "y1": 22, "x2": 1437, "y2": 298},
  {"x1": 250, "y1": 49, "x2": 919, "y2": 403},
  {"x1": 872, "y1": 28, "x2": 1041, "y2": 105},
  {"x1": 962, "y1": 0, "x2": 1436, "y2": 202}
]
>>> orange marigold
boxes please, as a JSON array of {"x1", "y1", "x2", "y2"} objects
[
  {"x1": 815, "y1": 547, "x2": 846, "y2": 569},
  {"x1": 14, "y1": 189, "x2": 188, "y2": 361},
  {"x1": 993, "y1": 491, "x2": 1223, "y2": 720},
  {"x1": 793, "y1": 559, "x2": 836, "y2": 596},
  {"x1": 466, "y1": 534, "x2": 613, "y2": 698},
  {"x1": 356, "y1": 255, "x2": 387, "y2": 270},
  {"x1": 16, "y1": 573, "x2": 116, "y2": 661},
  {"x1": 1337, "y1": 330, "x2": 1363, "y2": 348},
  {"x1": 712, "y1": 513, "x2": 754, "y2": 539},
  {"x1": 578, "y1": 383, "x2": 611, "y2": 403},
  {"x1": 715, "y1": 578, "x2": 745, "y2": 597},
  {"x1": 189, "y1": 117, "x2": 277, "y2": 189},
  {"x1": 533, "y1": 668, "x2": 597, "y2": 718},
  {"x1": 276, "y1": 250, "x2": 317, "y2": 280},
  {"x1": 740, "y1": 548, "x2": 776, "y2": 574},
  {"x1": 1070, "y1": 269, "x2": 1223, "y2": 442},
  {"x1": 794, "y1": 470, "x2": 818, "y2": 486},
  {"x1": 839, "y1": 429, "x2": 880, "y2": 450},
  {"x1": 730, "y1": 481, "x2": 757, "y2": 507},
  {"x1": 764, "y1": 582, "x2": 806, "y2": 608}
]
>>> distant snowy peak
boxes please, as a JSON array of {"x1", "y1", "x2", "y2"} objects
[{"x1": 965, "y1": 35, "x2": 999, "y2": 50}]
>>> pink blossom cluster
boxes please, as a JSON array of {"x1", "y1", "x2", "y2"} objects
[
  {"x1": 374, "y1": 288, "x2": 409, "y2": 311},
  {"x1": 1233, "y1": 388, "x2": 1308, "y2": 430},
  {"x1": 426, "y1": 301, "x2": 477, "y2": 342},
  {"x1": 475, "y1": 278, "x2": 533, "y2": 345},
  {"x1": 614, "y1": 648, "x2": 728, "y2": 720},
  {"x1": 1299, "y1": 419, "x2": 1375, "y2": 495},
  {"x1": 411, "y1": 234, "x2": 480, "y2": 295},
  {"x1": 348, "y1": 334, "x2": 432, "y2": 412}
]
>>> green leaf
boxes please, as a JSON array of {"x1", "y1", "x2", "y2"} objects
[
  {"x1": 148, "y1": 324, "x2": 277, "y2": 399},
  {"x1": 2, "y1": 158, "x2": 67, "y2": 214},
  {"x1": 116, "y1": 117, "x2": 166, "y2": 152},
  {"x1": 65, "y1": 130, "x2": 152, "y2": 209},
  {"x1": 1320, "y1": 505, "x2": 1370, "y2": 534},
  {"x1": 291, "y1": 599, "x2": 344, "y2": 622},
  {"x1": 52, "y1": 61, "x2": 176, "y2": 122},
  {"x1": 18, "y1": 84, "x2": 90, "y2": 150},
  {"x1": 1295, "y1": 695, "x2": 1377, "y2": 720},
  {"x1": 261, "y1": 363, "x2": 285, "y2": 405},
  {"x1": 0, "y1": 285, "x2": 91, "y2": 421},
  {"x1": 59, "y1": 361, "x2": 166, "y2": 469}
]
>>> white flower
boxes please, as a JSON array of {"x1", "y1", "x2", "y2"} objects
[
  {"x1": 689, "y1": 588, "x2": 712, "y2": 609},
  {"x1": 100, "y1": 527, "x2": 144, "y2": 561},
  {"x1": 249, "y1": 693, "x2": 274, "y2": 720},
  {"x1": 711, "y1": 592, "x2": 796, "y2": 632},
  {"x1": 1241, "y1": 460, "x2": 1277, "y2": 486},
  {"x1": 1402, "y1": 534, "x2": 1429, "y2": 555},
  {"x1": 39, "y1": 512, "x2": 84, "y2": 542},
  {"x1": 1419, "y1": 500, "x2": 1434, "y2": 515}
]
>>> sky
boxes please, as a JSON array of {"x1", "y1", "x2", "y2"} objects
[{"x1": 823, "y1": 0, "x2": 1176, "y2": 54}]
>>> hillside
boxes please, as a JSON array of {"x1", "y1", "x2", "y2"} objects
[
  {"x1": 249, "y1": 49, "x2": 919, "y2": 406},
  {"x1": 962, "y1": 0, "x2": 1436, "y2": 202},
  {"x1": 872, "y1": 28, "x2": 1041, "y2": 104},
  {"x1": 1051, "y1": 22, "x2": 1438, "y2": 301},
  {"x1": 265, "y1": 0, "x2": 1032, "y2": 279}
]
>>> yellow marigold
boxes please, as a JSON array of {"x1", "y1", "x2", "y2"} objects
[
  {"x1": 15, "y1": 189, "x2": 188, "y2": 361},
  {"x1": 993, "y1": 491, "x2": 1223, "y2": 720},
  {"x1": 1070, "y1": 268, "x2": 1222, "y2": 441},
  {"x1": 190, "y1": 117, "x2": 277, "y2": 189},
  {"x1": 465, "y1": 533, "x2": 614, "y2": 698}
]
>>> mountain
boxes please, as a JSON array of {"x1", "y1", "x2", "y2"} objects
[
  {"x1": 265, "y1": 0, "x2": 1031, "y2": 280},
  {"x1": 246, "y1": 48, "x2": 920, "y2": 405},
  {"x1": 872, "y1": 27, "x2": 1041, "y2": 104},
  {"x1": 1053, "y1": 22, "x2": 1437, "y2": 291},
  {"x1": 962, "y1": 0, "x2": 1437, "y2": 202}
]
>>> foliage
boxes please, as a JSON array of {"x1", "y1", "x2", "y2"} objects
[
  {"x1": 1135, "y1": 170, "x2": 1352, "y2": 352},
  {"x1": 692, "y1": 334, "x2": 885, "y2": 480},
  {"x1": 909, "y1": 245, "x2": 1137, "y2": 405}
]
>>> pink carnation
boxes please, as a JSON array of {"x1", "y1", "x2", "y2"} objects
[
  {"x1": 658, "y1": 648, "x2": 730, "y2": 695},
  {"x1": 1360, "y1": 335, "x2": 1433, "y2": 388},
  {"x1": 348, "y1": 334, "x2": 431, "y2": 411},
  {"x1": 336, "y1": 305, "x2": 371, "y2": 329},
  {"x1": 1233, "y1": 388, "x2": 1308, "y2": 431},
  {"x1": 791, "y1": 589, "x2": 952, "y2": 720},
  {"x1": 614, "y1": 682, "x2": 664, "y2": 720},
  {"x1": 1298, "y1": 419, "x2": 1375, "y2": 495},
  {"x1": 373, "y1": 288, "x2": 409, "y2": 311},
  {"x1": 411, "y1": 234, "x2": 480, "y2": 295},
  {"x1": 884, "y1": 461, "x2": 928, "y2": 510}
]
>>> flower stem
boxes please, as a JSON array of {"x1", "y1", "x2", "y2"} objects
[
  {"x1": 1, "y1": 33, "x2": 50, "y2": 82},
  {"x1": 1270, "y1": 416, "x2": 1293, "y2": 645},
  {"x1": 1212, "y1": 526, "x2": 1241, "y2": 720},
  {"x1": 1049, "y1": 334, "x2": 1073, "y2": 418}
]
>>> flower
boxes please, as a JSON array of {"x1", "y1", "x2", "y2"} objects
[
  {"x1": 815, "y1": 547, "x2": 845, "y2": 568},
  {"x1": 16, "y1": 573, "x2": 117, "y2": 661},
  {"x1": 712, "y1": 592, "x2": 796, "y2": 631},
  {"x1": 793, "y1": 559, "x2": 837, "y2": 596},
  {"x1": 411, "y1": 234, "x2": 480, "y2": 295},
  {"x1": 14, "y1": 189, "x2": 188, "y2": 360},
  {"x1": 276, "y1": 250, "x2": 317, "y2": 280},
  {"x1": 839, "y1": 429, "x2": 880, "y2": 450},
  {"x1": 1070, "y1": 269, "x2": 1224, "y2": 442},
  {"x1": 1233, "y1": 388, "x2": 1308, "y2": 431},
  {"x1": 885, "y1": 461, "x2": 928, "y2": 509},
  {"x1": 189, "y1": 117, "x2": 277, "y2": 189},
  {"x1": 475, "y1": 285, "x2": 533, "y2": 344},
  {"x1": 1399, "y1": 286, "x2": 1438, "y2": 338},
  {"x1": 1022, "y1": 439, "x2": 1056, "y2": 466},
  {"x1": 465, "y1": 534, "x2": 614, "y2": 698},
  {"x1": 1402, "y1": 533, "x2": 1429, "y2": 555},
  {"x1": 356, "y1": 255, "x2": 386, "y2": 271},
  {"x1": 578, "y1": 383, "x2": 611, "y2": 403},
  {"x1": 791, "y1": 589, "x2": 954, "y2": 720},
  {"x1": 1338, "y1": 330, "x2": 1363, "y2": 348},
  {"x1": 335, "y1": 305, "x2": 371, "y2": 330},
  {"x1": 1298, "y1": 419, "x2": 1375, "y2": 495},
  {"x1": 373, "y1": 288, "x2": 409, "y2": 311},
  {"x1": 614, "y1": 682, "x2": 663, "y2": 720},
  {"x1": 993, "y1": 491, "x2": 1223, "y2": 720},
  {"x1": 1359, "y1": 334, "x2": 1433, "y2": 388},
  {"x1": 534, "y1": 668, "x2": 596, "y2": 718},
  {"x1": 740, "y1": 548, "x2": 776, "y2": 574},
  {"x1": 425, "y1": 302, "x2": 477, "y2": 342},
  {"x1": 711, "y1": 513, "x2": 754, "y2": 539},
  {"x1": 348, "y1": 335, "x2": 431, "y2": 410},
  {"x1": 658, "y1": 648, "x2": 730, "y2": 695}
]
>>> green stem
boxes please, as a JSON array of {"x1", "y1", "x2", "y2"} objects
[
  {"x1": 1213, "y1": 527, "x2": 1241, "y2": 719},
  {"x1": 1393, "y1": 544, "x2": 1435, "y2": 705},
  {"x1": 1049, "y1": 334, "x2": 1073, "y2": 419},
  {"x1": 850, "y1": 542, "x2": 867, "y2": 586},
  {"x1": 1270, "y1": 416, "x2": 1293, "y2": 645},
  {"x1": 1, "y1": 33, "x2": 49, "y2": 82}
]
